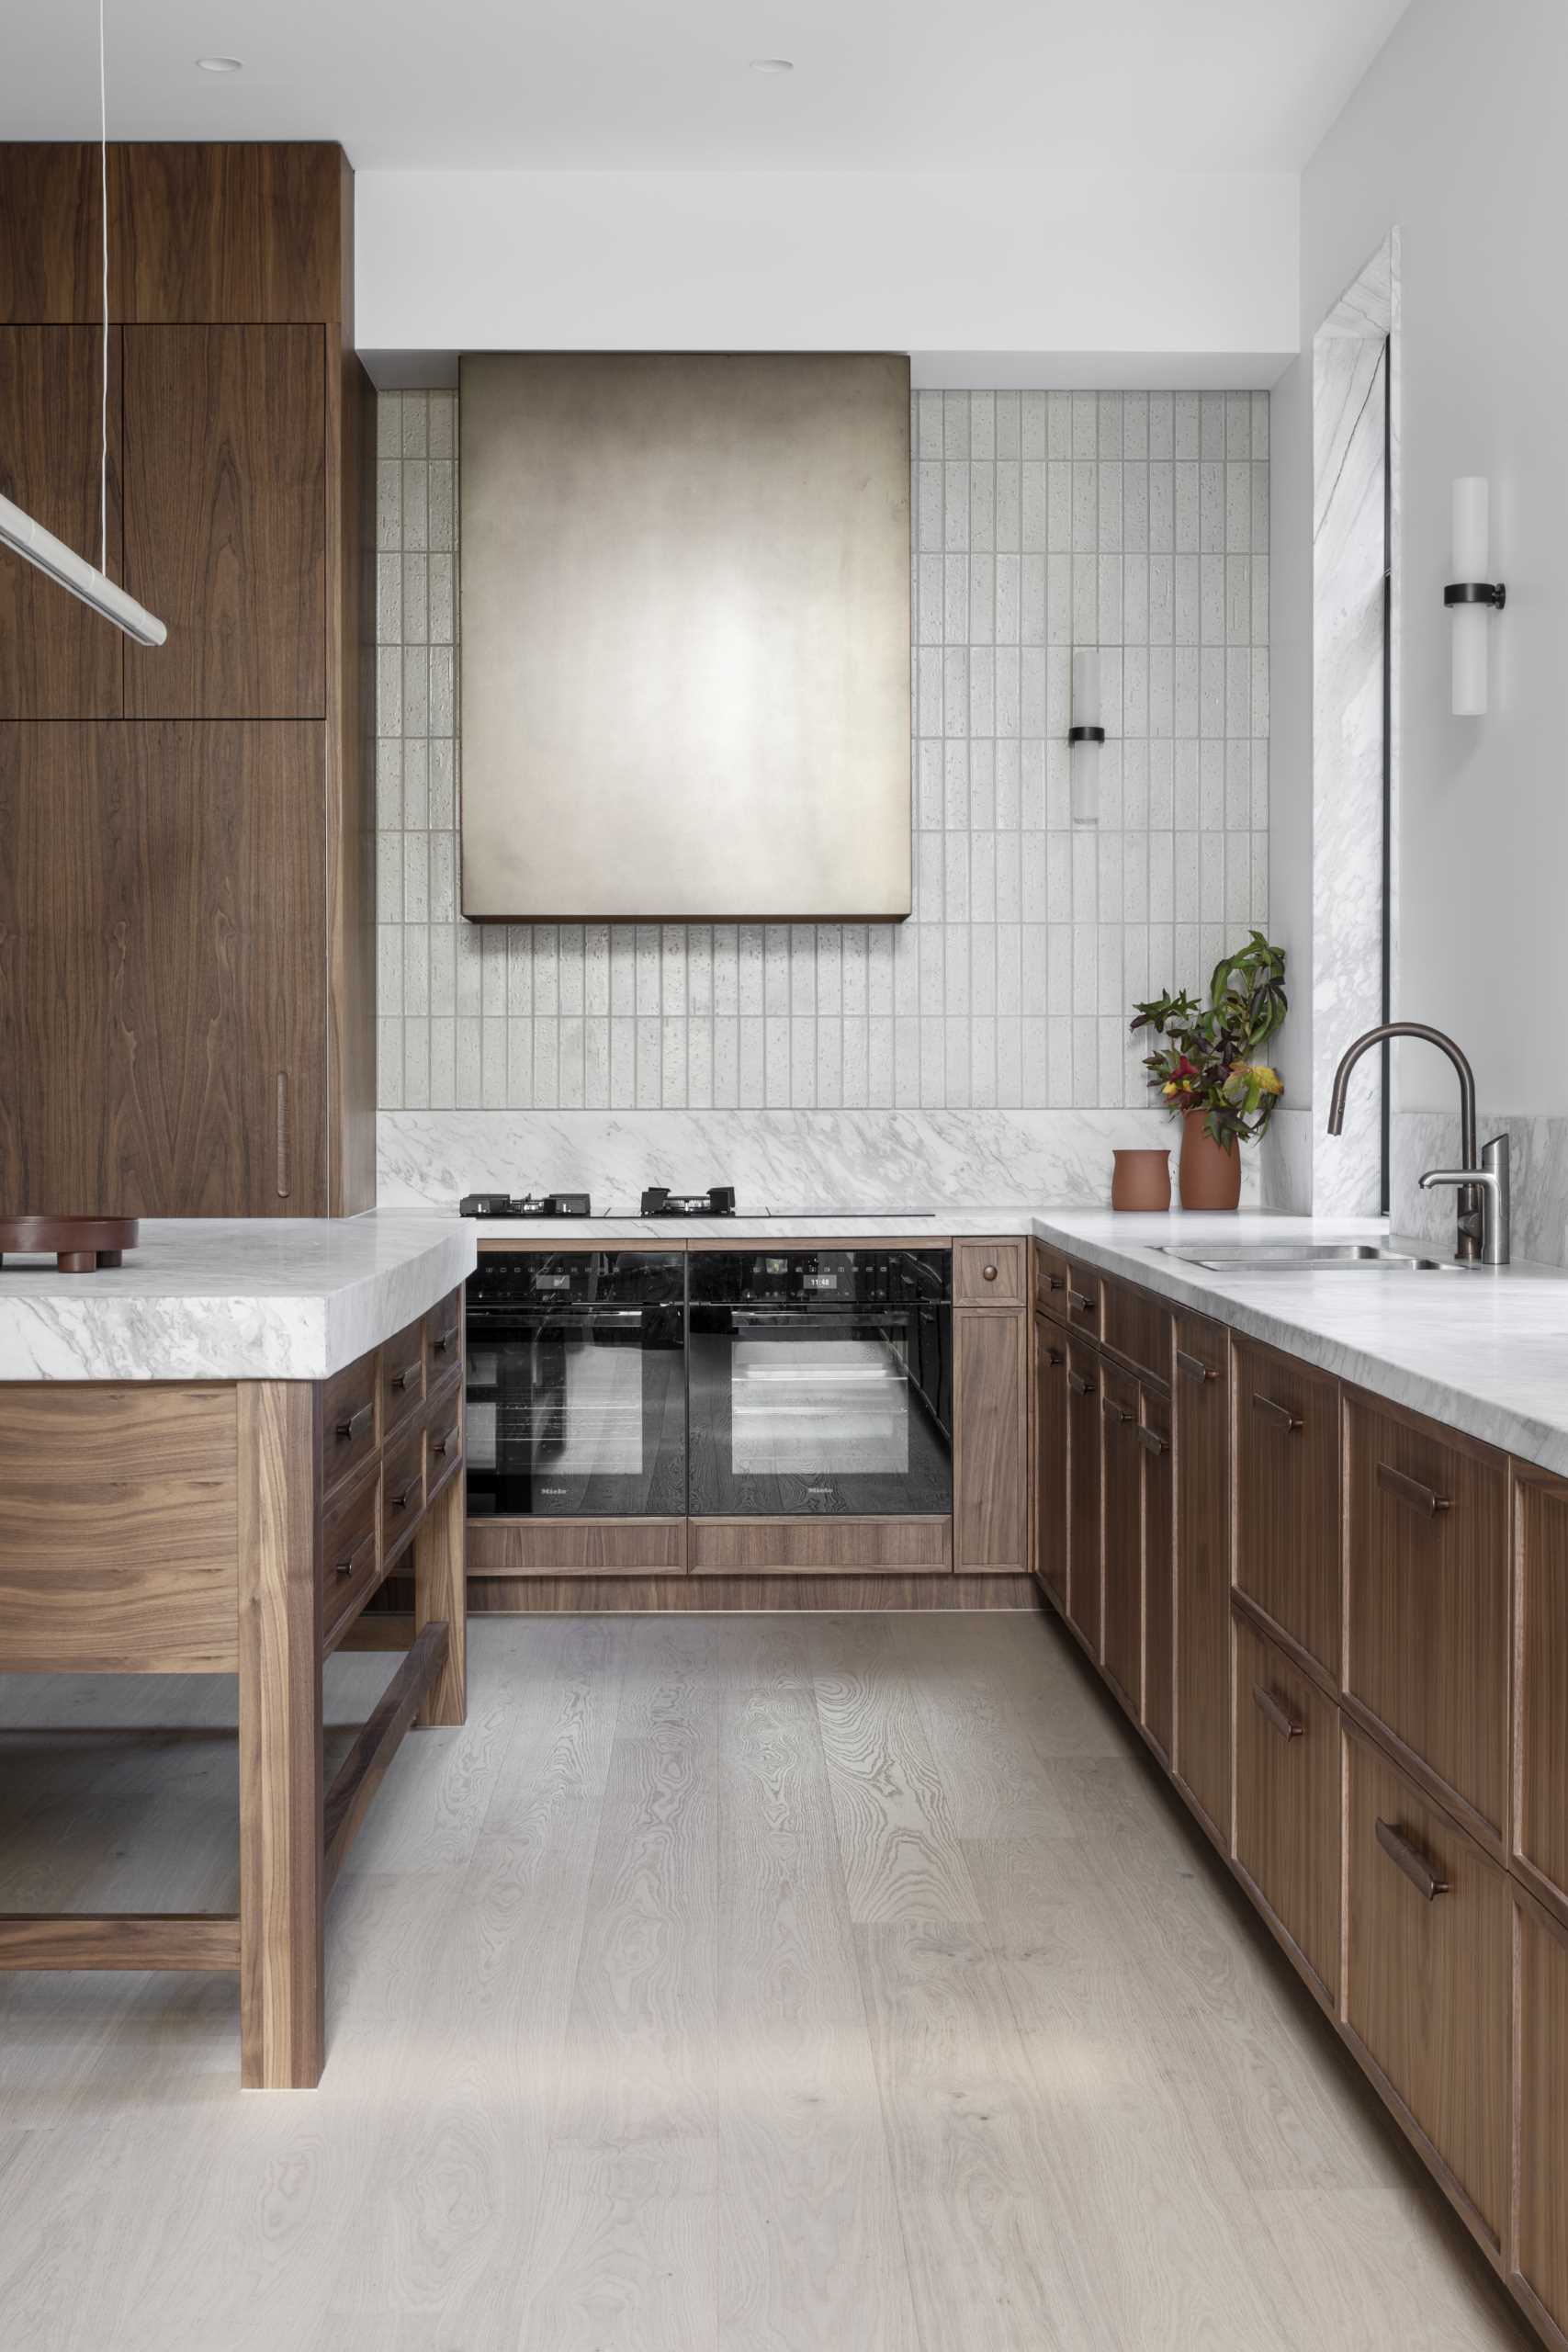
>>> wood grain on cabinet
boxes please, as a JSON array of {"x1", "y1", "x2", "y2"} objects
[
  {"x1": 1141, "y1": 1385, "x2": 1175, "y2": 1762},
  {"x1": 1514, "y1": 1471, "x2": 1568, "y2": 1922},
  {"x1": 0, "y1": 1384, "x2": 238, "y2": 1670},
  {"x1": 1100, "y1": 1360, "x2": 1143, "y2": 1711},
  {"x1": 1233, "y1": 1610, "x2": 1340, "y2": 2001},
  {"x1": 0, "y1": 326, "x2": 123, "y2": 717},
  {"x1": 0, "y1": 145, "x2": 107, "y2": 322},
  {"x1": 237, "y1": 1380, "x2": 324, "y2": 2090},
  {"x1": 321, "y1": 1619, "x2": 450, "y2": 1891},
  {"x1": 953, "y1": 1237, "x2": 1027, "y2": 1306},
  {"x1": 320, "y1": 1459, "x2": 380, "y2": 1655},
  {"x1": 122, "y1": 325, "x2": 326, "y2": 718},
  {"x1": 1233, "y1": 1334, "x2": 1340, "y2": 1683},
  {"x1": 1101, "y1": 1275, "x2": 1172, "y2": 1388},
  {"x1": 1516, "y1": 1887, "x2": 1568, "y2": 2346},
  {"x1": 954, "y1": 1306, "x2": 1028, "y2": 1573},
  {"x1": 1174, "y1": 1308, "x2": 1232, "y2": 1843},
  {"x1": 1066, "y1": 1338, "x2": 1103, "y2": 1655},
  {"x1": 1343, "y1": 1723, "x2": 1511, "y2": 2247},
  {"x1": 692, "y1": 1516, "x2": 952, "y2": 1574},
  {"x1": 465, "y1": 1569, "x2": 1034, "y2": 1613},
  {"x1": 413, "y1": 1469, "x2": 467, "y2": 1727},
  {"x1": 1345, "y1": 1391, "x2": 1510, "y2": 1845},
  {"x1": 1032, "y1": 1312, "x2": 1068, "y2": 1607},
  {"x1": 468, "y1": 1518, "x2": 690, "y2": 1577},
  {"x1": 1034, "y1": 1241, "x2": 1071, "y2": 1321},
  {"x1": 321, "y1": 1347, "x2": 378, "y2": 1498},
  {"x1": 378, "y1": 1313, "x2": 428, "y2": 1442},
  {"x1": 110, "y1": 143, "x2": 348, "y2": 325},
  {"x1": 380, "y1": 1424, "x2": 426, "y2": 1571},
  {"x1": 1063, "y1": 1261, "x2": 1101, "y2": 1339},
  {"x1": 0, "y1": 1913, "x2": 241, "y2": 1972}
]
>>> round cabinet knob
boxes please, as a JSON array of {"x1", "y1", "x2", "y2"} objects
[{"x1": 983, "y1": 1262, "x2": 998, "y2": 1282}]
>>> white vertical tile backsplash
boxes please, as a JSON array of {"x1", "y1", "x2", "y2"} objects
[{"x1": 375, "y1": 384, "x2": 1268, "y2": 1114}]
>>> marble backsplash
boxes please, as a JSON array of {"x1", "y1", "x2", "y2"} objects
[
  {"x1": 1392, "y1": 1111, "x2": 1568, "y2": 1267},
  {"x1": 378, "y1": 1106, "x2": 1262, "y2": 1214}
]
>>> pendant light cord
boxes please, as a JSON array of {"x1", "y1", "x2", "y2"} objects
[{"x1": 98, "y1": 0, "x2": 108, "y2": 574}]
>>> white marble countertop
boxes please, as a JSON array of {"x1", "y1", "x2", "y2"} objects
[
  {"x1": 1031, "y1": 1208, "x2": 1568, "y2": 1477},
  {"x1": 0, "y1": 1214, "x2": 477, "y2": 1382}
]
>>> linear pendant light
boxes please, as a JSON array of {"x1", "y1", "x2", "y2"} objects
[{"x1": 0, "y1": 0, "x2": 167, "y2": 650}]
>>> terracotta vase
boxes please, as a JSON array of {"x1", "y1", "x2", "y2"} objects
[
  {"x1": 1179, "y1": 1110, "x2": 1242, "y2": 1211},
  {"x1": 1111, "y1": 1148, "x2": 1171, "y2": 1211}
]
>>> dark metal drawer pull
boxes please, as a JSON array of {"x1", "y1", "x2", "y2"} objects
[
  {"x1": 1251, "y1": 1392, "x2": 1303, "y2": 1433},
  {"x1": 390, "y1": 1481, "x2": 420, "y2": 1513},
  {"x1": 431, "y1": 1322, "x2": 460, "y2": 1355},
  {"x1": 432, "y1": 1427, "x2": 458, "y2": 1460},
  {"x1": 1042, "y1": 1344, "x2": 1065, "y2": 1367},
  {"x1": 1040, "y1": 1271, "x2": 1065, "y2": 1292},
  {"x1": 334, "y1": 1401, "x2": 373, "y2": 1443},
  {"x1": 1103, "y1": 1396, "x2": 1134, "y2": 1423},
  {"x1": 1376, "y1": 1818, "x2": 1450, "y2": 1901},
  {"x1": 1067, "y1": 1371, "x2": 1096, "y2": 1396},
  {"x1": 390, "y1": 1361, "x2": 422, "y2": 1393},
  {"x1": 1135, "y1": 1426, "x2": 1170, "y2": 1457},
  {"x1": 334, "y1": 1531, "x2": 375, "y2": 1579},
  {"x1": 1378, "y1": 1463, "x2": 1452, "y2": 1517},
  {"x1": 1068, "y1": 1288, "x2": 1095, "y2": 1312},
  {"x1": 1252, "y1": 1684, "x2": 1303, "y2": 1740},
  {"x1": 1176, "y1": 1349, "x2": 1216, "y2": 1384}
]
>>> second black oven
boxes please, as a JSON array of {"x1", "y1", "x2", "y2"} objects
[{"x1": 686, "y1": 1248, "x2": 952, "y2": 1518}]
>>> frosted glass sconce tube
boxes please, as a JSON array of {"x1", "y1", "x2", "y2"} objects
[
  {"x1": 1445, "y1": 477, "x2": 1505, "y2": 717},
  {"x1": 1069, "y1": 647, "x2": 1103, "y2": 825}
]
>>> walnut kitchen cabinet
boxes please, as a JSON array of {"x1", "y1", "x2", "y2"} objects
[
  {"x1": 1513, "y1": 1468, "x2": 1568, "y2": 1925},
  {"x1": 1100, "y1": 1358, "x2": 1144, "y2": 1713},
  {"x1": 1139, "y1": 1383, "x2": 1174, "y2": 1763},
  {"x1": 1233, "y1": 1335, "x2": 1341, "y2": 1684},
  {"x1": 1173, "y1": 1308, "x2": 1232, "y2": 1846},
  {"x1": 1233, "y1": 1608, "x2": 1341, "y2": 2002},
  {"x1": 0, "y1": 141, "x2": 373, "y2": 1218},
  {"x1": 1516, "y1": 1886, "x2": 1568, "y2": 2346},
  {"x1": 1065, "y1": 1340, "x2": 1103, "y2": 1654},
  {"x1": 953, "y1": 1265, "x2": 1029, "y2": 1574},
  {"x1": 1032, "y1": 1313, "x2": 1069, "y2": 1608}
]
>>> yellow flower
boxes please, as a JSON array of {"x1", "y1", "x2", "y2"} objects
[{"x1": 1229, "y1": 1060, "x2": 1283, "y2": 1096}]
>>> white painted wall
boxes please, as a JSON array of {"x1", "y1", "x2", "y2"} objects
[
  {"x1": 1272, "y1": 0, "x2": 1568, "y2": 1118},
  {"x1": 355, "y1": 168, "x2": 1299, "y2": 384}
]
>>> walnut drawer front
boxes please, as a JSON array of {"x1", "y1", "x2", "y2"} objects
[
  {"x1": 953, "y1": 1238, "x2": 1026, "y2": 1307},
  {"x1": 1100, "y1": 1362, "x2": 1143, "y2": 1712},
  {"x1": 424, "y1": 1385, "x2": 464, "y2": 1500},
  {"x1": 1233, "y1": 1611, "x2": 1341, "y2": 2001},
  {"x1": 1344, "y1": 1724, "x2": 1511, "y2": 2246},
  {"x1": 378, "y1": 1315, "x2": 427, "y2": 1441},
  {"x1": 321, "y1": 1347, "x2": 378, "y2": 1497},
  {"x1": 321, "y1": 1460, "x2": 380, "y2": 1651},
  {"x1": 1101, "y1": 1276, "x2": 1172, "y2": 1386},
  {"x1": 1517, "y1": 1472, "x2": 1568, "y2": 1915},
  {"x1": 1034, "y1": 1242, "x2": 1071, "y2": 1321},
  {"x1": 424, "y1": 1290, "x2": 463, "y2": 1384},
  {"x1": 1065, "y1": 1339, "x2": 1103, "y2": 1656},
  {"x1": 1517, "y1": 1891, "x2": 1568, "y2": 2341},
  {"x1": 380, "y1": 1424, "x2": 425, "y2": 1568},
  {"x1": 1234, "y1": 1336, "x2": 1340, "y2": 1681},
  {"x1": 1345, "y1": 1393, "x2": 1509, "y2": 1840}
]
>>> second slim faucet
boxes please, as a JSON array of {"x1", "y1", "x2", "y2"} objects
[{"x1": 1326, "y1": 1021, "x2": 1510, "y2": 1266}]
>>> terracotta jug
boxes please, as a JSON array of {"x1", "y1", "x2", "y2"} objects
[
  {"x1": 1111, "y1": 1148, "x2": 1171, "y2": 1211},
  {"x1": 1179, "y1": 1110, "x2": 1242, "y2": 1211}
]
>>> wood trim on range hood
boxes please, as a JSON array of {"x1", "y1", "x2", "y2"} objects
[{"x1": 457, "y1": 351, "x2": 912, "y2": 922}]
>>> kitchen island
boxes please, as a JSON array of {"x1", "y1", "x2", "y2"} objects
[{"x1": 0, "y1": 1214, "x2": 477, "y2": 2088}]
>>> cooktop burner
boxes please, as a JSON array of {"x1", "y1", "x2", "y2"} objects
[
  {"x1": 640, "y1": 1185, "x2": 737, "y2": 1218},
  {"x1": 458, "y1": 1192, "x2": 592, "y2": 1218}
]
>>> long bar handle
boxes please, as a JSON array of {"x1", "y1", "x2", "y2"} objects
[
  {"x1": 1176, "y1": 1349, "x2": 1216, "y2": 1384},
  {"x1": 1378, "y1": 1462, "x2": 1452, "y2": 1517},
  {"x1": 1376, "y1": 1818, "x2": 1450, "y2": 1901},
  {"x1": 1251, "y1": 1391, "x2": 1303, "y2": 1433},
  {"x1": 1252, "y1": 1684, "x2": 1303, "y2": 1740}
]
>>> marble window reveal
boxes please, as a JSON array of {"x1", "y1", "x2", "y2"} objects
[{"x1": 375, "y1": 387, "x2": 1269, "y2": 1114}]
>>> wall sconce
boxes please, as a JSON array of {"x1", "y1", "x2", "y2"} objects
[
  {"x1": 1446, "y1": 477, "x2": 1505, "y2": 716},
  {"x1": 1069, "y1": 648, "x2": 1103, "y2": 825}
]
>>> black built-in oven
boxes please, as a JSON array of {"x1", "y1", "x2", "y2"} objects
[
  {"x1": 464, "y1": 1251, "x2": 686, "y2": 1517},
  {"x1": 686, "y1": 1249, "x2": 952, "y2": 1517}
]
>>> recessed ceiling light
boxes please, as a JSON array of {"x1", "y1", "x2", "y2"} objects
[
  {"x1": 197, "y1": 56, "x2": 243, "y2": 72},
  {"x1": 749, "y1": 57, "x2": 794, "y2": 74}
]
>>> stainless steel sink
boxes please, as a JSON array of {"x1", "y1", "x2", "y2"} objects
[{"x1": 1156, "y1": 1241, "x2": 1471, "y2": 1274}]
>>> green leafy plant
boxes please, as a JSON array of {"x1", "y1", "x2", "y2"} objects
[{"x1": 1130, "y1": 931, "x2": 1288, "y2": 1152}]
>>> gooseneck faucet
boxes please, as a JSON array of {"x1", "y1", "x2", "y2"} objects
[{"x1": 1326, "y1": 1022, "x2": 1510, "y2": 1265}]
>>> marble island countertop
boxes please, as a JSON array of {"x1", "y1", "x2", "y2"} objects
[{"x1": 0, "y1": 1213, "x2": 476, "y2": 1382}]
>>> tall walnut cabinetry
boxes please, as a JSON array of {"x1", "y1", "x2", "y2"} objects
[
  {"x1": 1030, "y1": 1238, "x2": 1568, "y2": 2351},
  {"x1": 0, "y1": 143, "x2": 375, "y2": 1217}
]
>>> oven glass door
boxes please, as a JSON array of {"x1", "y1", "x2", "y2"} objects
[
  {"x1": 466, "y1": 1300, "x2": 686, "y2": 1516},
  {"x1": 687, "y1": 1250, "x2": 952, "y2": 1517}
]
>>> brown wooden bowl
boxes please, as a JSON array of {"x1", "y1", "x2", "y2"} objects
[{"x1": 0, "y1": 1216, "x2": 140, "y2": 1272}]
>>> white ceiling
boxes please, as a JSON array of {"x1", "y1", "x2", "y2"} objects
[{"x1": 7, "y1": 0, "x2": 1409, "y2": 175}]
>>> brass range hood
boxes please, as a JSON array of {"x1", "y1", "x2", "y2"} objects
[{"x1": 458, "y1": 352, "x2": 911, "y2": 922}]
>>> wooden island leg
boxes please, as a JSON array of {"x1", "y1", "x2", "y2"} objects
[
  {"x1": 413, "y1": 1464, "x2": 467, "y2": 1727},
  {"x1": 237, "y1": 1383, "x2": 324, "y2": 2089}
]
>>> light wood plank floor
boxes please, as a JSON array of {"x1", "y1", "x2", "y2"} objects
[{"x1": 0, "y1": 1613, "x2": 1533, "y2": 2352}]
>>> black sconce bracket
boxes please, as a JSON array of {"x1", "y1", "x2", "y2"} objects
[{"x1": 1444, "y1": 582, "x2": 1506, "y2": 609}]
